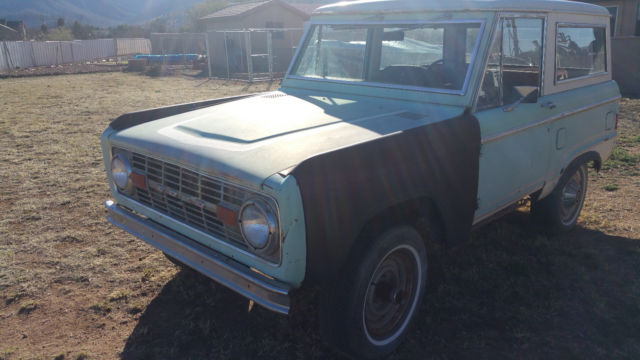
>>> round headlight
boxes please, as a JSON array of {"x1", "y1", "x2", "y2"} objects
[
  {"x1": 239, "y1": 200, "x2": 276, "y2": 250},
  {"x1": 111, "y1": 153, "x2": 133, "y2": 194}
]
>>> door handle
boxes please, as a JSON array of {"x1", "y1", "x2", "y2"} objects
[{"x1": 541, "y1": 101, "x2": 556, "y2": 109}]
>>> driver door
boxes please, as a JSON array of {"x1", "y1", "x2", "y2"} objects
[{"x1": 474, "y1": 15, "x2": 555, "y2": 222}]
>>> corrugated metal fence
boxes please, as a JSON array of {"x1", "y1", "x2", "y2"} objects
[{"x1": 0, "y1": 38, "x2": 151, "y2": 72}]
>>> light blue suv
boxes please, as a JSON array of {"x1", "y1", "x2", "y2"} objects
[{"x1": 102, "y1": 0, "x2": 620, "y2": 358}]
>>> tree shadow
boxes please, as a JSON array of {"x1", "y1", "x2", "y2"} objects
[{"x1": 122, "y1": 211, "x2": 640, "y2": 359}]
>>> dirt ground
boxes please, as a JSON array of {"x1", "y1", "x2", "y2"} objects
[
  {"x1": 0, "y1": 72, "x2": 639, "y2": 360},
  {"x1": 0, "y1": 63, "x2": 127, "y2": 79}
]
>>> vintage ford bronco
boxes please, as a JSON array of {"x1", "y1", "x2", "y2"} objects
[{"x1": 102, "y1": 0, "x2": 620, "y2": 357}]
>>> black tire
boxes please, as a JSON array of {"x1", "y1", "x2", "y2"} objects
[
  {"x1": 320, "y1": 226, "x2": 428, "y2": 359},
  {"x1": 531, "y1": 163, "x2": 588, "y2": 233}
]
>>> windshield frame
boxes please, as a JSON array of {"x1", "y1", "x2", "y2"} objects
[{"x1": 286, "y1": 19, "x2": 486, "y2": 96}]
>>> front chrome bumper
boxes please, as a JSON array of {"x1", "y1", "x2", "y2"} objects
[{"x1": 105, "y1": 200, "x2": 291, "y2": 314}]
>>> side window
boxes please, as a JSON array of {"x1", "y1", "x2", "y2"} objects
[
  {"x1": 555, "y1": 25, "x2": 606, "y2": 82},
  {"x1": 477, "y1": 17, "x2": 544, "y2": 110}
]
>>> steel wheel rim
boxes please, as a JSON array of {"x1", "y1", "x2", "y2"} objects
[
  {"x1": 560, "y1": 166, "x2": 587, "y2": 226},
  {"x1": 363, "y1": 244, "x2": 422, "y2": 346}
]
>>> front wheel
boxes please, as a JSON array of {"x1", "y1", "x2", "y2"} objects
[
  {"x1": 320, "y1": 226, "x2": 428, "y2": 359},
  {"x1": 532, "y1": 164, "x2": 588, "y2": 233}
]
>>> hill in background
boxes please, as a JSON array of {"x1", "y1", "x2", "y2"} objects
[{"x1": 0, "y1": 0, "x2": 204, "y2": 27}]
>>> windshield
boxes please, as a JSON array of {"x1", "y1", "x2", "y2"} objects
[{"x1": 290, "y1": 22, "x2": 482, "y2": 92}]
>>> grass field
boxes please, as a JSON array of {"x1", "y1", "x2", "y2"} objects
[{"x1": 1, "y1": 72, "x2": 639, "y2": 359}]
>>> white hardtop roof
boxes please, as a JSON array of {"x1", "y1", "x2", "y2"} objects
[{"x1": 315, "y1": 0, "x2": 609, "y2": 16}]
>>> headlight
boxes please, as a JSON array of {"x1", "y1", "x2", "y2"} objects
[
  {"x1": 239, "y1": 199, "x2": 277, "y2": 251},
  {"x1": 111, "y1": 153, "x2": 133, "y2": 194}
]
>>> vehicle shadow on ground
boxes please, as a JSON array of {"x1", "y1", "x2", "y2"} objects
[
  {"x1": 121, "y1": 212, "x2": 640, "y2": 359},
  {"x1": 120, "y1": 264, "x2": 342, "y2": 359}
]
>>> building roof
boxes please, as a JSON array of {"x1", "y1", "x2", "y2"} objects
[
  {"x1": 201, "y1": 0, "x2": 310, "y2": 21},
  {"x1": 0, "y1": 19, "x2": 24, "y2": 30},
  {"x1": 0, "y1": 23, "x2": 17, "y2": 32},
  {"x1": 315, "y1": 0, "x2": 610, "y2": 16},
  {"x1": 290, "y1": 3, "x2": 329, "y2": 15}
]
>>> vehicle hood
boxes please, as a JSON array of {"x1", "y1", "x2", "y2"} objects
[{"x1": 107, "y1": 88, "x2": 463, "y2": 188}]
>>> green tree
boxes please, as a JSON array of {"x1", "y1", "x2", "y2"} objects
[
  {"x1": 43, "y1": 27, "x2": 73, "y2": 41},
  {"x1": 71, "y1": 21, "x2": 99, "y2": 39},
  {"x1": 148, "y1": 18, "x2": 168, "y2": 34},
  {"x1": 185, "y1": 0, "x2": 228, "y2": 32},
  {"x1": 107, "y1": 24, "x2": 147, "y2": 38}
]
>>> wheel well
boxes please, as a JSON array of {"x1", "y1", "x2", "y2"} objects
[
  {"x1": 341, "y1": 198, "x2": 446, "y2": 276},
  {"x1": 564, "y1": 150, "x2": 602, "y2": 175}
]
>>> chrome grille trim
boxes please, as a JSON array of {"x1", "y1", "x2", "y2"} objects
[{"x1": 126, "y1": 152, "x2": 262, "y2": 251}]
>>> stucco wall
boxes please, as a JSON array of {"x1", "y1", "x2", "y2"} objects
[
  {"x1": 612, "y1": 37, "x2": 640, "y2": 95},
  {"x1": 203, "y1": 2, "x2": 307, "y2": 77},
  {"x1": 586, "y1": 0, "x2": 638, "y2": 36}
]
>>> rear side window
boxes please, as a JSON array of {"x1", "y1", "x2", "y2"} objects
[
  {"x1": 476, "y1": 17, "x2": 544, "y2": 110},
  {"x1": 556, "y1": 25, "x2": 606, "y2": 82}
]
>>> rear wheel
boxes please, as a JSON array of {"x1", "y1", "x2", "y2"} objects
[
  {"x1": 320, "y1": 226, "x2": 428, "y2": 359},
  {"x1": 532, "y1": 164, "x2": 588, "y2": 233}
]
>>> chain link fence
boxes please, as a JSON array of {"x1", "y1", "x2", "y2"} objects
[{"x1": 206, "y1": 28, "x2": 303, "y2": 82}]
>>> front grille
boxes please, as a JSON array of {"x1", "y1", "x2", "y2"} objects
[{"x1": 128, "y1": 152, "x2": 251, "y2": 248}]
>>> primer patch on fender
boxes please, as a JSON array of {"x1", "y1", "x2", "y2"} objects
[{"x1": 291, "y1": 110, "x2": 481, "y2": 284}]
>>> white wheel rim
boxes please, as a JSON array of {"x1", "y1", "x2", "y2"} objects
[
  {"x1": 560, "y1": 166, "x2": 587, "y2": 226},
  {"x1": 362, "y1": 244, "x2": 423, "y2": 347}
]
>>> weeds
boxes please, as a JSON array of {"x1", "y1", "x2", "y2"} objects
[
  {"x1": 4, "y1": 291, "x2": 26, "y2": 305},
  {"x1": 18, "y1": 300, "x2": 37, "y2": 315},
  {"x1": 75, "y1": 352, "x2": 90, "y2": 360},
  {"x1": 89, "y1": 302, "x2": 111, "y2": 315},
  {"x1": 108, "y1": 289, "x2": 130, "y2": 302},
  {"x1": 141, "y1": 268, "x2": 154, "y2": 282},
  {"x1": 602, "y1": 147, "x2": 640, "y2": 171},
  {"x1": 604, "y1": 183, "x2": 620, "y2": 191},
  {"x1": 128, "y1": 303, "x2": 145, "y2": 315},
  {"x1": 0, "y1": 347, "x2": 18, "y2": 360}
]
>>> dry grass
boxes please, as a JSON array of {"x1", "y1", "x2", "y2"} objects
[
  {"x1": 0, "y1": 72, "x2": 639, "y2": 359},
  {"x1": 0, "y1": 72, "x2": 274, "y2": 359}
]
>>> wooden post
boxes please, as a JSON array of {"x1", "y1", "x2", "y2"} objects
[
  {"x1": 205, "y1": 31, "x2": 212, "y2": 78},
  {"x1": 183, "y1": 35, "x2": 187, "y2": 69},
  {"x1": 267, "y1": 31, "x2": 273, "y2": 80},
  {"x1": 55, "y1": 42, "x2": 60, "y2": 65},
  {"x1": 30, "y1": 41, "x2": 37, "y2": 67},
  {"x1": 223, "y1": 32, "x2": 230, "y2": 80},
  {"x1": 244, "y1": 30, "x2": 252, "y2": 82},
  {"x1": 2, "y1": 42, "x2": 12, "y2": 71}
]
